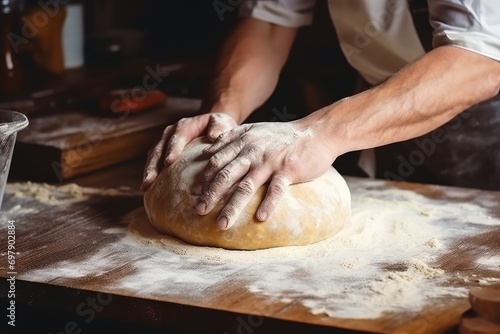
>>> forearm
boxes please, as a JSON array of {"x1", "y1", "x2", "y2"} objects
[
  {"x1": 202, "y1": 17, "x2": 297, "y2": 123},
  {"x1": 306, "y1": 46, "x2": 500, "y2": 157}
]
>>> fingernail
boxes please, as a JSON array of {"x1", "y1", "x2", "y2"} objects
[
  {"x1": 258, "y1": 212, "x2": 268, "y2": 221},
  {"x1": 208, "y1": 131, "x2": 220, "y2": 141},
  {"x1": 217, "y1": 217, "x2": 228, "y2": 230},
  {"x1": 195, "y1": 201, "x2": 206, "y2": 214}
]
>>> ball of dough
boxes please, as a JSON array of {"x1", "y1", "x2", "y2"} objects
[{"x1": 144, "y1": 137, "x2": 351, "y2": 250}]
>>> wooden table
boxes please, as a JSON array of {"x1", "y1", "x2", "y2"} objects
[{"x1": 0, "y1": 160, "x2": 499, "y2": 334}]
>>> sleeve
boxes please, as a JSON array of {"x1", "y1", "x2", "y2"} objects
[
  {"x1": 239, "y1": 0, "x2": 316, "y2": 28},
  {"x1": 428, "y1": 0, "x2": 500, "y2": 61}
]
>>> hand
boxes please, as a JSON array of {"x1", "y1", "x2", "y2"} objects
[
  {"x1": 141, "y1": 113, "x2": 237, "y2": 191},
  {"x1": 194, "y1": 120, "x2": 337, "y2": 230}
]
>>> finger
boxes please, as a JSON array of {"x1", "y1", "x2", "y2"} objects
[
  {"x1": 191, "y1": 138, "x2": 244, "y2": 195},
  {"x1": 217, "y1": 169, "x2": 271, "y2": 230},
  {"x1": 256, "y1": 173, "x2": 291, "y2": 221},
  {"x1": 207, "y1": 114, "x2": 236, "y2": 141},
  {"x1": 194, "y1": 139, "x2": 245, "y2": 194},
  {"x1": 203, "y1": 125, "x2": 249, "y2": 155},
  {"x1": 163, "y1": 134, "x2": 188, "y2": 166},
  {"x1": 141, "y1": 125, "x2": 174, "y2": 191},
  {"x1": 192, "y1": 143, "x2": 243, "y2": 195},
  {"x1": 163, "y1": 115, "x2": 215, "y2": 165},
  {"x1": 195, "y1": 157, "x2": 251, "y2": 213}
]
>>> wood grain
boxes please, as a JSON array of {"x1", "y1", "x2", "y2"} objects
[
  {"x1": 12, "y1": 97, "x2": 201, "y2": 181},
  {"x1": 1, "y1": 164, "x2": 499, "y2": 334}
]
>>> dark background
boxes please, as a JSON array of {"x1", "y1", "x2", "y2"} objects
[
  {"x1": 9, "y1": 0, "x2": 357, "y2": 115},
  {"x1": 2, "y1": 0, "x2": 362, "y2": 177}
]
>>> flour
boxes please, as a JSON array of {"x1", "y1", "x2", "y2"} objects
[
  {"x1": 0, "y1": 200, "x2": 42, "y2": 224},
  {"x1": 13, "y1": 178, "x2": 500, "y2": 321},
  {"x1": 5, "y1": 182, "x2": 138, "y2": 205},
  {"x1": 124, "y1": 179, "x2": 500, "y2": 319},
  {"x1": 476, "y1": 255, "x2": 500, "y2": 270},
  {"x1": 128, "y1": 208, "x2": 340, "y2": 264}
]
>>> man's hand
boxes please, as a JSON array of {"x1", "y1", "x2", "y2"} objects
[
  {"x1": 141, "y1": 113, "x2": 237, "y2": 191},
  {"x1": 193, "y1": 120, "x2": 337, "y2": 230}
]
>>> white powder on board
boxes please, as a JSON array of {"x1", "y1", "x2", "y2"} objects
[
  {"x1": 476, "y1": 255, "x2": 500, "y2": 270},
  {"x1": 124, "y1": 178, "x2": 499, "y2": 319},
  {"x1": 5, "y1": 182, "x2": 139, "y2": 205},
  {"x1": 9, "y1": 179, "x2": 500, "y2": 320}
]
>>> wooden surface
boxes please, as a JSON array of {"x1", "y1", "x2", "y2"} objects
[
  {"x1": 12, "y1": 97, "x2": 201, "y2": 181},
  {"x1": 0, "y1": 161, "x2": 499, "y2": 334}
]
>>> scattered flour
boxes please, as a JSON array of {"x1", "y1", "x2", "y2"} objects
[
  {"x1": 124, "y1": 179, "x2": 500, "y2": 319},
  {"x1": 5, "y1": 182, "x2": 138, "y2": 205},
  {"x1": 10, "y1": 179, "x2": 500, "y2": 320},
  {"x1": 476, "y1": 255, "x2": 500, "y2": 270}
]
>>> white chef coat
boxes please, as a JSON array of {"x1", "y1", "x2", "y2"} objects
[{"x1": 240, "y1": 0, "x2": 500, "y2": 85}]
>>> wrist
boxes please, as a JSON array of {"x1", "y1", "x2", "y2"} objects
[
  {"x1": 207, "y1": 102, "x2": 243, "y2": 124},
  {"x1": 202, "y1": 82, "x2": 249, "y2": 124},
  {"x1": 297, "y1": 102, "x2": 352, "y2": 160}
]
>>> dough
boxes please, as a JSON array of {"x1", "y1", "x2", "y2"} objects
[{"x1": 144, "y1": 137, "x2": 351, "y2": 250}]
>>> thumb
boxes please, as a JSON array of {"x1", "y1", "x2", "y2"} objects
[{"x1": 207, "y1": 114, "x2": 236, "y2": 141}]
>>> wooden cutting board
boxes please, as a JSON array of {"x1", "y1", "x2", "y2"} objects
[
  {"x1": 11, "y1": 97, "x2": 201, "y2": 181},
  {"x1": 0, "y1": 168, "x2": 499, "y2": 333}
]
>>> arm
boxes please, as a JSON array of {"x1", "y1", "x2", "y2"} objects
[
  {"x1": 196, "y1": 45, "x2": 500, "y2": 229},
  {"x1": 308, "y1": 45, "x2": 500, "y2": 157},
  {"x1": 203, "y1": 17, "x2": 298, "y2": 123},
  {"x1": 141, "y1": 17, "x2": 297, "y2": 191}
]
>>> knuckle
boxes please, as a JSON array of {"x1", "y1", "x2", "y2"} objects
[
  {"x1": 152, "y1": 146, "x2": 163, "y2": 156},
  {"x1": 177, "y1": 118, "x2": 188, "y2": 125},
  {"x1": 214, "y1": 169, "x2": 231, "y2": 186},
  {"x1": 202, "y1": 171, "x2": 213, "y2": 182},
  {"x1": 235, "y1": 138, "x2": 246, "y2": 151},
  {"x1": 284, "y1": 155, "x2": 299, "y2": 165},
  {"x1": 221, "y1": 204, "x2": 238, "y2": 220},
  {"x1": 168, "y1": 134, "x2": 180, "y2": 146},
  {"x1": 267, "y1": 183, "x2": 285, "y2": 197},
  {"x1": 148, "y1": 147, "x2": 161, "y2": 159},
  {"x1": 144, "y1": 169, "x2": 156, "y2": 180},
  {"x1": 202, "y1": 189, "x2": 216, "y2": 202},
  {"x1": 236, "y1": 179, "x2": 254, "y2": 196},
  {"x1": 239, "y1": 158, "x2": 251, "y2": 170},
  {"x1": 246, "y1": 146, "x2": 260, "y2": 156},
  {"x1": 283, "y1": 156, "x2": 300, "y2": 174},
  {"x1": 207, "y1": 155, "x2": 222, "y2": 169}
]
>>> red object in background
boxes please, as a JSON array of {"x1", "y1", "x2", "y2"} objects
[{"x1": 99, "y1": 89, "x2": 168, "y2": 115}]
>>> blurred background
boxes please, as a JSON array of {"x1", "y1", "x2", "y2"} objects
[
  {"x1": 1, "y1": 0, "x2": 357, "y2": 110},
  {"x1": 1, "y1": 0, "x2": 361, "y2": 181}
]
